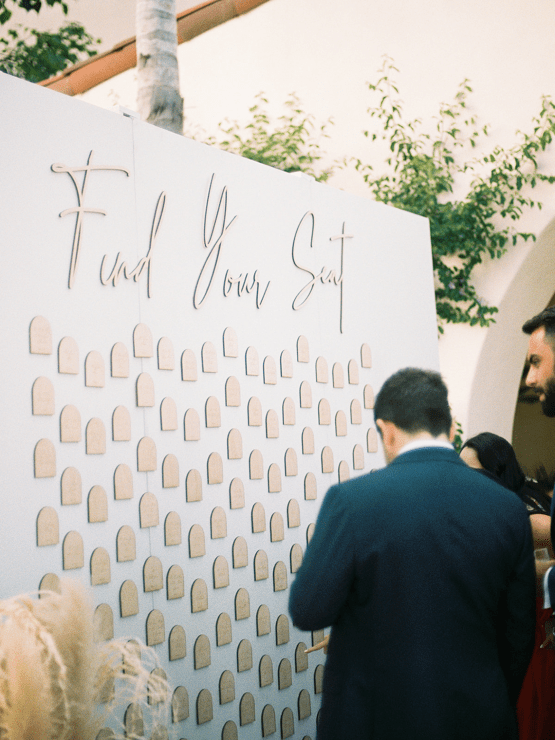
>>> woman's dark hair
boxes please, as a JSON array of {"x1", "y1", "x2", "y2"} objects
[{"x1": 461, "y1": 432, "x2": 525, "y2": 493}]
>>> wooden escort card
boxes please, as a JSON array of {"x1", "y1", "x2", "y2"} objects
[
  {"x1": 229, "y1": 477, "x2": 245, "y2": 509},
  {"x1": 318, "y1": 399, "x2": 331, "y2": 425},
  {"x1": 196, "y1": 689, "x2": 213, "y2": 725},
  {"x1": 191, "y1": 578, "x2": 208, "y2": 612},
  {"x1": 315, "y1": 356, "x2": 328, "y2": 383},
  {"x1": 146, "y1": 609, "x2": 165, "y2": 646},
  {"x1": 88, "y1": 485, "x2": 108, "y2": 523},
  {"x1": 157, "y1": 337, "x2": 174, "y2": 370},
  {"x1": 297, "y1": 335, "x2": 309, "y2": 363},
  {"x1": 298, "y1": 689, "x2": 311, "y2": 720},
  {"x1": 139, "y1": 492, "x2": 159, "y2": 528},
  {"x1": 287, "y1": 499, "x2": 301, "y2": 528},
  {"x1": 233, "y1": 536, "x2": 248, "y2": 568},
  {"x1": 257, "y1": 604, "x2": 271, "y2": 636},
  {"x1": 194, "y1": 634, "x2": 211, "y2": 669},
  {"x1": 116, "y1": 525, "x2": 136, "y2": 562},
  {"x1": 124, "y1": 704, "x2": 143, "y2": 739},
  {"x1": 290, "y1": 544, "x2": 304, "y2": 573},
  {"x1": 86, "y1": 418, "x2": 106, "y2": 455},
  {"x1": 273, "y1": 561, "x2": 287, "y2": 592},
  {"x1": 276, "y1": 614, "x2": 290, "y2": 645},
  {"x1": 213, "y1": 555, "x2": 229, "y2": 588},
  {"x1": 35, "y1": 438, "x2": 56, "y2": 478},
  {"x1": 114, "y1": 463, "x2": 133, "y2": 500},
  {"x1": 314, "y1": 664, "x2": 325, "y2": 694},
  {"x1": 111, "y1": 342, "x2": 129, "y2": 378},
  {"x1": 302, "y1": 427, "x2": 315, "y2": 455},
  {"x1": 278, "y1": 659, "x2": 292, "y2": 690},
  {"x1": 164, "y1": 511, "x2": 181, "y2": 546},
  {"x1": 112, "y1": 405, "x2": 131, "y2": 441},
  {"x1": 239, "y1": 692, "x2": 255, "y2": 725},
  {"x1": 254, "y1": 549, "x2": 269, "y2": 581},
  {"x1": 32, "y1": 377, "x2": 54, "y2": 415},
  {"x1": 219, "y1": 670, "x2": 235, "y2": 704},
  {"x1": 90, "y1": 547, "x2": 110, "y2": 586},
  {"x1": 304, "y1": 471, "x2": 317, "y2": 500},
  {"x1": 263, "y1": 356, "x2": 277, "y2": 385},
  {"x1": 143, "y1": 556, "x2": 163, "y2": 592},
  {"x1": 133, "y1": 323, "x2": 153, "y2": 358},
  {"x1": 281, "y1": 707, "x2": 295, "y2": 739},
  {"x1": 227, "y1": 428, "x2": 243, "y2": 459},
  {"x1": 307, "y1": 523, "x2": 316, "y2": 543},
  {"x1": 262, "y1": 705, "x2": 276, "y2": 738},
  {"x1": 295, "y1": 643, "x2": 309, "y2": 673},
  {"x1": 120, "y1": 580, "x2": 139, "y2": 617},
  {"x1": 335, "y1": 410, "x2": 348, "y2": 436},
  {"x1": 60, "y1": 405, "x2": 81, "y2": 442},
  {"x1": 235, "y1": 587, "x2": 250, "y2": 620},
  {"x1": 270, "y1": 512, "x2": 284, "y2": 542},
  {"x1": 205, "y1": 396, "x2": 221, "y2": 427},
  {"x1": 189, "y1": 524, "x2": 205, "y2": 558},
  {"x1": 351, "y1": 398, "x2": 363, "y2": 424},
  {"x1": 282, "y1": 397, "x2": 296, "y2": 425},
  {"x1": 216, "y1": 613, "x2": 232, "y2": 646},
  {"x1": 148, "y1": 668, "x2": 168, "y2": 706},
  {"x1": 61, "y1": 466, "x2": 82, "y2": 505},
  {"x1": 207, "y1": 452, "x2": 223, "y2": 484},
  {"x1": 249, "y1": 449, "x2": 264, "y2": 480},
  {"x1": 225, "y1": 376, "x2": 241, "y2": 406},
  {"x1": 30, "y1": 316, "x2": 52, "y2": 355},
  {"x1": 58, "y1": 336, "x2": 79, "y2": 375},
  {"x1": 338, "y1": 460, "x2": 350, "y2": 482},
  {"x1": 280, "y1": 349, "x2": 294, "y2": 378},
  {"x1": 162, "y1": 454, "x2": 179, "y2": 488},
  {"x1": 260, "y1": 655, "x2": 274, "y2": 687},
  {"x1": 353, "y1": 443, "x2": 365, "y2": 469},
  {"x1": 63, "y1": 530, "x2": 83, "y2": 569},
  {"x1": 37, "y1": 506, "x2": 59, "y2": 546},
  {"x1": 167, "y1": 565, "x2": 184, "y2": 600},
  {"x1": 248, "y1": 397, "x2": 262, "y2": 426},
  {"x1": 136, "y1": 373, "x2": 154, "y2": 407},
  {"x1": 252, "y1": 502, "x2": 266, "y2": 533},
  {"x1": 94, "y1": 603, "x2": 114, "y2": 642},
  {"x1": 137, "y1": 436, "x2": 156, "y2": 471},
  {"x1": 348, "y1": 359, "x2": 359, "y2": 385},
  {"x1": 160, "y1": 397, "x2": 177, "y2": 431},
  {"x1": 245, "y1": 346, "x2": 259, "y2": 376},
  {"x1": 268, "y1": 463, "x2": 281, "y2": 493},
  {"x1": 181, "y1": 349, "x2": 197, "y2": 381},
  {"x1": 299, "y1": 380, "x2": 312, "y2": 408},
  {"x1": 367, "y1": 428, "x2": 378, "y2": 453},
  {"x1": 364, "y1": 384, "x2": 375, "y2": 409},
  {"x1": 322, "y1": 445, "x2": 334, "y2": 473},
  {"x1": 85, "y1": 351, "x2": 104, "y2": 388},
  {"x1": 223, "y1": 327, "x2": 238, "y2": 357},
  {"x1": 201, "y1": 341, "x2": 217, "y2": 373},
  {"x1": 237, "y1": 640, "x2": 253, "y2": 673},
  {"x1": 172, "y1": 686, "x2": 189, "y2": 721},
  {"x1": 266, "y1": 409, "x2": 279, "y2": 438},
  {"x1": 284, "y1": 447, "x2": 299, "y2": 477},
  {"x1": 184, "y1": 408, "x2": 201, "y2": 440},
  {"x1": 361, "y1": 342, "x2": 372, "y2": 368},
  {"x1": 333, "y1": 362, "x2": 344, "y2": 388},
  {"x1": 186, "y1": 469, "x2": 202, "y2": 501},
  {"x1": 169, "y1": 626, "x2": 186, "y2": 661}
]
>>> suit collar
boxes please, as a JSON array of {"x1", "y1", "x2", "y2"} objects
[{"x1": 389, "y1": 446, "x2": 465, "y2": 467}]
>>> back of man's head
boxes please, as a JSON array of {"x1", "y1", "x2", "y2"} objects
[
  {"x1": 522, "y1": 306, "x2": 555, "y2": 343},
  {"x1": 374, "y1": 367, "x2": 452, "y2": 437}
]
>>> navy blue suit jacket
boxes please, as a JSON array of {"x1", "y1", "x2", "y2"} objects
[{"x1": 289, "y1": 447, "x2": 535, "y2": 740}]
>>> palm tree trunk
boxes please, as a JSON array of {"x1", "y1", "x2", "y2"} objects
[{"x1": 136, "y1": 0, "x2": 183, "y2": 135}]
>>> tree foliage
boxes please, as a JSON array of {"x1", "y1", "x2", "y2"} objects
[
  {"x1": 0, "y1": 0, "x2": 68, "y2": 25},
  {"x1": 0, "y1": 21, "x2": 99, "y2": 81},
  {"x1": 357, "y1": 57, "x2": 555, "y2": 331},
  {"x1": 209, "y1": 92, "x2": 336, "y2": 182}
]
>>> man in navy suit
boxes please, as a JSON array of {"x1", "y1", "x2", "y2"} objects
[
  {"x1": 289, "y1": 368, "x2": 535, "y2": 740},
  {"x1": 522, "y1": 307, "x2": 555, "y2": 619}
]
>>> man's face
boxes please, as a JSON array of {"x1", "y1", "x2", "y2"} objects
[{"x1": 526, "y1": 326, "x2": 555, "y2": 417}]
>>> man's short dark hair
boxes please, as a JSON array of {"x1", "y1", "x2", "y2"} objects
[
  {"x1": 374, "y1": 367, "x2": 452, "y2": 437},
  {"x1": 522, "y1": 307, "x2": 555, "y2": 342}
]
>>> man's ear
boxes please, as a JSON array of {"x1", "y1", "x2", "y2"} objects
[
  {"x1": 376, "y1": 419, "x2": 395, "y2": 448},
  {"x1": 449, "y1": 421, "x2": 456, "y2": 443}
]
